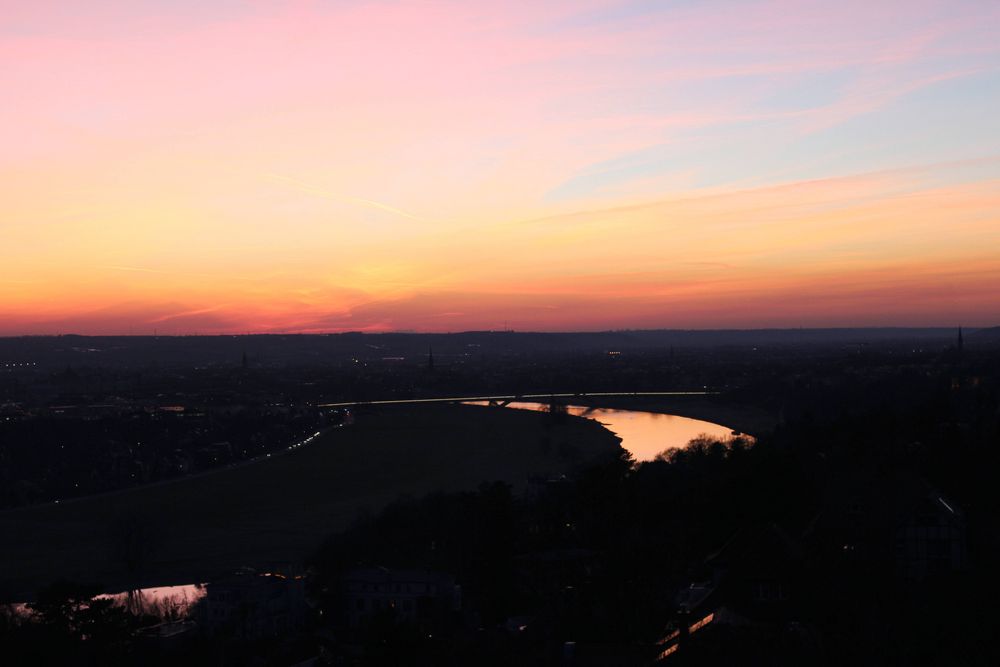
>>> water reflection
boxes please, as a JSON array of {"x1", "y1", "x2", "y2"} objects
[
  {"x1": 465, "y1": 401, "x2": 744, "y2": 461},
  {"x1": 101, "y1": 583, "x2": 206, "y2": 617},
  {"x1": 8, "y1": 583, "x2": 205, "y2": 620}
]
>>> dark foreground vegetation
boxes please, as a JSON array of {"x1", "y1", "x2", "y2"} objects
[
  {"x1": 1, "y1": 330, "x2": 998, "y2": 664},
  {"x1": 306, "y1": 346, "x2": 998, "y2": 665}
]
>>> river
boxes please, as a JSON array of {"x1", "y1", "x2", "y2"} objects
[{"x1": 463, "y1": 401, "x2": 745, "y2": 461}]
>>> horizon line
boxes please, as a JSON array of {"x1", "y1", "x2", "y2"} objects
[{"x1": 0, "y1": 325, "x2": 988, "y2": 340}]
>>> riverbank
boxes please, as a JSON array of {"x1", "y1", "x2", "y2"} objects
[{"x1": 0, "y1": 404, "x2": 620, "y2": 602}]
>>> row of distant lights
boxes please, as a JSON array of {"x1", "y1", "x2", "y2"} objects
[
  {"x1": 283, "y1": 431, "x2": 322, "y2": 453},
  {"x1": 52, "y1": 429, "x2": 327, "y2": 504},
  {"x1": 2, "y1": 362, "x2": 37, "y2": 368}
]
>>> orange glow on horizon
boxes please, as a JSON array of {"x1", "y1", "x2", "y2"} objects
[{"x1": 2, "y1": 2, "x2": 999, "y2": 334}]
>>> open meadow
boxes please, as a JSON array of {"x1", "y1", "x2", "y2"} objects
[{"x1": 0, "y1": 404, "x2": 620, "y2": 601}]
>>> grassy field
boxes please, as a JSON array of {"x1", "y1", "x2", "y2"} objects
[{"x1": 0, "y1": 404, "x2": 620, "y2": 601}]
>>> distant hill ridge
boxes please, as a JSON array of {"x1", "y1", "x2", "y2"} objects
[
  {"x1": 0, "y1": 327, "x2": 989, "y2": 369},
  {"x1": 970, "y1": 326, "x2": 1000, "y2": 340}
]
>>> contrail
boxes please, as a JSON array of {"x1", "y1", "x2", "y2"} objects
[
  {"x1": 268, "y1": 174, "x2": 427, "y2": 222},
  {"x1": 149, "y1": 305, "x2": 227, "y2": 323}
]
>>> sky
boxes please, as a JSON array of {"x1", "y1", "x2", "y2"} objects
[{"x1": 2, "y1": 0, "x2": 999, "y2": 334}]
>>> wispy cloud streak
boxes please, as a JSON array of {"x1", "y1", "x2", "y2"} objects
[{"x1": 1, "y1": 1, "x2": 998, "y2": 333}]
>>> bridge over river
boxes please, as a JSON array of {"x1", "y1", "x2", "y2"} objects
[{"x1": 316, "y1": 390, "x2": 719, "y2": 409}]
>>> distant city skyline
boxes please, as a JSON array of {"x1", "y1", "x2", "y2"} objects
[{"x1": 2, "y1": 1, "x2": 999, "y2": 334}]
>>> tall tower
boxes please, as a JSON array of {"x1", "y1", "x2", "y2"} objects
[
  {"x1": 427, "y1": 346, "x2": 434, "y2": 371},
  {"x1": 957, "y1": 327, "x2": 964, "y2": 353}
]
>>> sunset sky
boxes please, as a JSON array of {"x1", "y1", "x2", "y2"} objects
[{"x1": 3, "y1": 0, "x2": 999, "y2": 334}]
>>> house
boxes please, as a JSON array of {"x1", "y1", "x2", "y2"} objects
[
  {"x1": 341, "y1": 567, "x2": 460, "y2": 630},
  {"x1": 655, "y1": 523, "x2": 804, "y2": 662},
  {"x1": 199, "y1": 567, "x2": 307, "y2": 639},
  {"x1": 808, "y1": 469, "x2": 966, "y2": 580}
]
